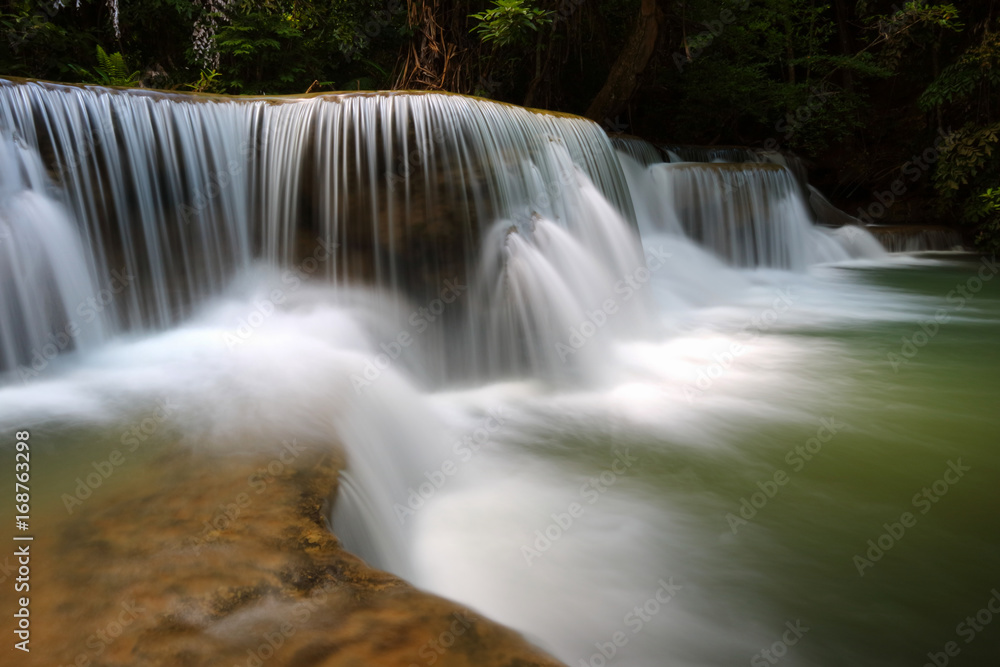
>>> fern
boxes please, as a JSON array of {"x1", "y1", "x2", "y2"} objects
[{"x1": 93, "y1": 46, "x2": 141, "y2": 87}]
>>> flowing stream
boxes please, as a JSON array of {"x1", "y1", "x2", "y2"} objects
[{"x1": 1, "y1": 80, "x2": 997, "y2": 666}]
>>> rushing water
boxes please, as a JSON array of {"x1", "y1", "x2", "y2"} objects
[{"x1": 1, "y1": 80, "x2": 997, "y2": 666}]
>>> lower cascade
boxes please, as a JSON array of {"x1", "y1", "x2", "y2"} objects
[
  {"x1": 867, "y1": 225, "x2": 965, "y2": 252},
  {"x1": 0, "y1": 130, "x2": 105, "y2": 374},
  {"x1": 0, "y1": 79, "x2": 987, "y2": 667},
  {"x1": 624, "y1": 160, "x2": 880, "y2": 269}
]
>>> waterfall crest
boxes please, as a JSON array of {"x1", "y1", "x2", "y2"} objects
[
  {"x1": 1, "y1": 79, "x2": 885, "y2": 378},
  {"x1": 0, "y1": 80, "x2": 635, "y2": 378}
]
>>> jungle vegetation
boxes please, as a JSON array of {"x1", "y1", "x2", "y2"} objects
[{"x1": 2, "y1": 0, "x2": 998, "y2": 250}]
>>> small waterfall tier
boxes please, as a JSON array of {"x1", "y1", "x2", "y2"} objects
[
  {"x1": 630, "y1": 162, "x2": 882, "y2": 269},
  {"x1": 868, "y1": 225, "x2": 965, "y2": 252}
]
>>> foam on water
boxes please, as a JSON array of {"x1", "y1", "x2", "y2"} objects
[{"x1": 0, "y1": 80, "x2": 969, "y2": 667}]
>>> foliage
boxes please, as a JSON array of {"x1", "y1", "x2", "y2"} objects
[
  {"x1": 865, "y1": 1, "x2": 962, "y2": 69},
  {"x1": 68, "y1": 46, "x2": 141, "y2": 87},
  {"x1": 213, "y1": 4, "x2": 304, "y2": 92},
  {"x1": 469, "y1": 0, "x2": 552, "y2": 48},
  {"x1": 920, "y1": 32, "x2": 1000, "y2": 113},
  {"x1": 1, "y1": 0, "x2": 1000, "y2": 246},
  {"x1": 0, "y1": 0, "x2": 405, "y2": 94},
  {"x1": 661, "y1": 0, "x2": 885, "y2": 154},
  {"x1": 968, "y1": 187, "x2": 1000, "y2": 255},
  {"x1": 932, "y1": 123, "x2": 1000, "y2": 193},
  {"x1": 206, "y1": 0, "x2": 404, "y2": 94},
  {"x1": 94, "y1": 46, "x2": 141, "y2": 86},
  {"x1": 918, "y1": 18, "x2": 1000, "y2": 251},
  {"x1": 185, "y1": 69, "x2": 224, "y2": 93}
]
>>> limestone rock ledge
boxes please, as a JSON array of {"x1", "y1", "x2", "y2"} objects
[{"x1": 24, "y1": 443, "x2": 565, "y2": 667}]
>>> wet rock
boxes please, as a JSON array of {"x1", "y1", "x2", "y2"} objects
[{"x1": 15, "y1": 443, "x2": 564, "y2": 667}]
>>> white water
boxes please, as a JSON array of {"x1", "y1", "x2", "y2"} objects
[
  {"x1": 0, "y1": 131, "x2": 105, "y2": 374},
  {"x1": 625, "y1": 159, "x2": 882, "y2": 269},
  {"x1": 0, "y1": 81, "x2": 934, "y2": 666},
  {"x1": 0, "y1": 249, "x2": 923, "y2": 667},
  {"x1": 868, "y1": 225, "x2": 964, "y2": 252}
]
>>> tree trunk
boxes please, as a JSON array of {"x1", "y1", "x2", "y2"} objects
[
  {"x1": 584, "y1": 0, "x2": 660, "y2": 123},
  {"x1": 524, "y1": 20, "x2": 559, "y2": 108},
  {"x1": 783, "y1": 13, "x2": 795, "y2": 85},
  {"x1": 833, "y1": 0, "x2": 854, "y2": 90},
  {"x1": 394, "y1": 0, "x2": 472, "y2": 93}
]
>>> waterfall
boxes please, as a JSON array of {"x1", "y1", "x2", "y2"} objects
[
  {"x1": 607, "y1": 134, "x2": 885, "y2": 268},
  {"x1": 0, "y1": 76, "x2": 890, "y2": 573},
  {"x1": 621, "y1": 160, "x2": 882, "y2": 269},
  {"x1": 0, "y1": 79, "x2": 638, "y2": 380},
  {"x1": 0, "y1": 76, "x2": 897, "y2": 393},
  {"x1": 1, "y1": 66, "x2": 995, "y2": 667},
  {"x1": 664, "y1": 144, "x2": 765, "y2": 164},
  {"x1": 610, "y1": 136, "x2": 668, "y2": 166},
  {"x1": 867, "y1": 225, "x2": 965, "y2": 252},
  {"x1": 0, "y1": 130, "x2": 105, "y2": 377}
]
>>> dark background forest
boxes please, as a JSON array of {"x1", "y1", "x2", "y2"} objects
[{"x1": 2, "y1": 0, "x2": 999, "y2": 250}]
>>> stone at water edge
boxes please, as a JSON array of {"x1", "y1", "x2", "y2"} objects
[{"x1": 7, "y1": 441, "x2": 565, "y2": 667}]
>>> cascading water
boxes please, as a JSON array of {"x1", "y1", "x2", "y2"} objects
[
  {"x1": 664, "y1": 144, "x2": 765, "y2": 164},
  {"x1": 867, "y1": 225, "x2": 965, "y2": 252},
  {"x1": 0, "y1": 130, "x2": 105, "y2": 376},
  {"x1": 609, "y1": 134, "x2": 885, "y2": 266},
  {"x1": 622, "y1": 160, "x2": 881, "y2": 269},
  {"x1": 0, "y1": 79, "x2": 638, "y2": 382},
  {"x1": 610, "y1": 136, "x2": 668, "y2": 166},
  {"x1": 0, "y1": 79, "x2": 987, "y2": 667}
]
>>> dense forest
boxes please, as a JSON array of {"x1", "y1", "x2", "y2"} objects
[{"x1": 2, "y1": 0, "x2": 999, "y2": 250}]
